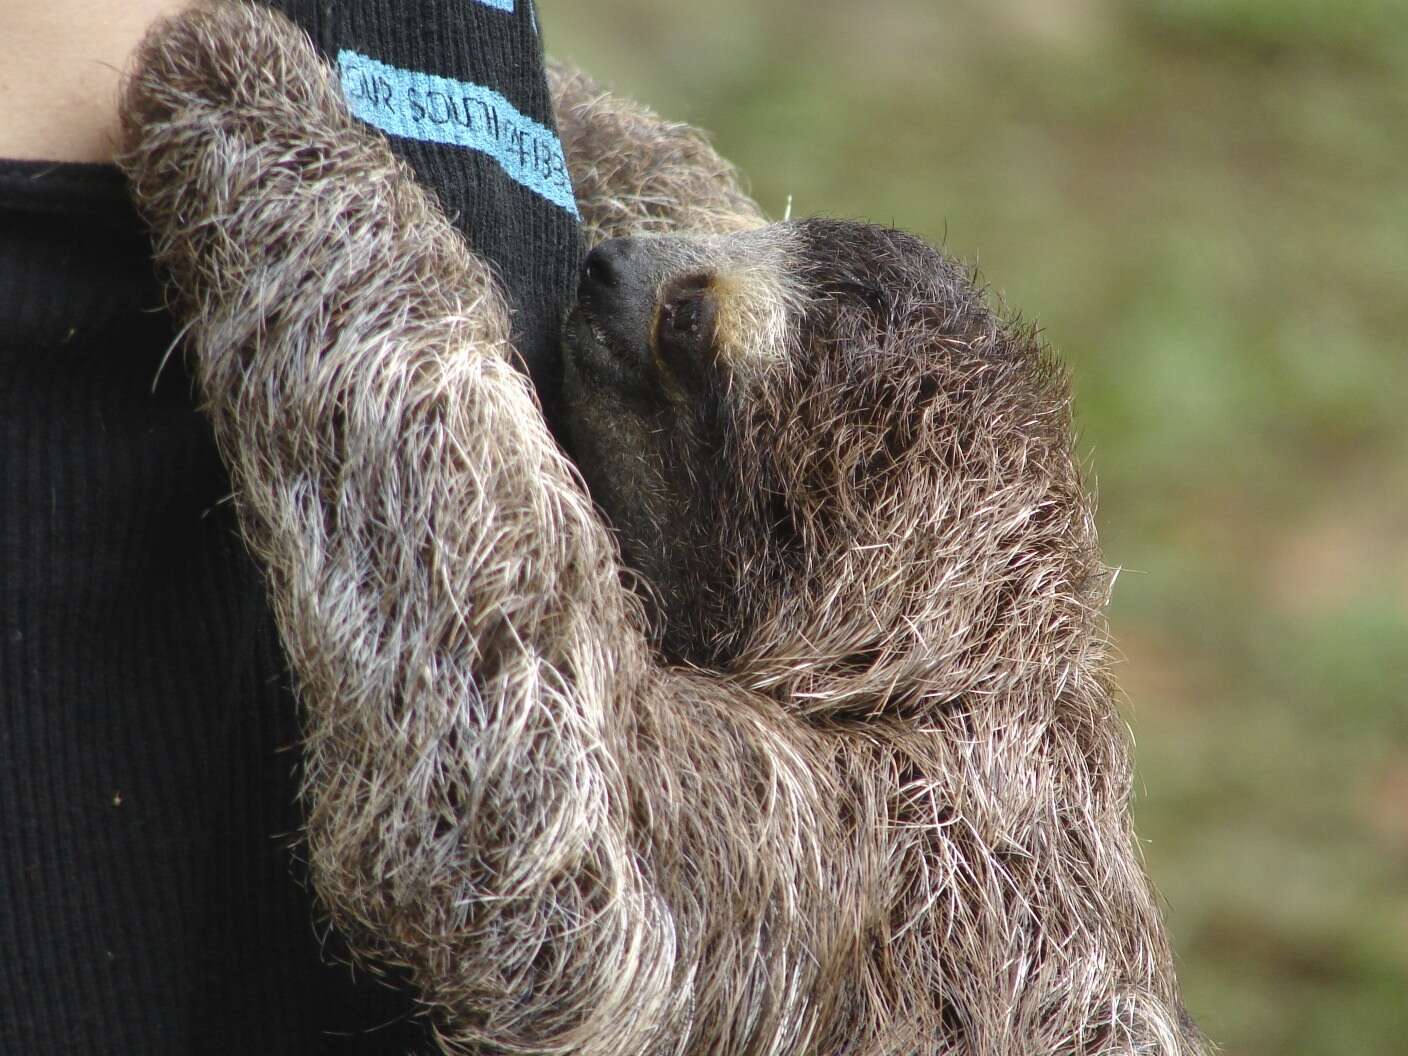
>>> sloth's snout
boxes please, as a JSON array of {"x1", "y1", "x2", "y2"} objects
[
  {"x1": 579, "y1": 238, "x2": 653, "y2": 309},
  {"x1": 576, "y1": 239, "x2": 660, "y2": 372},
  {"x1": 580, "y1": 238, "x2": 629, "y2": 292}
]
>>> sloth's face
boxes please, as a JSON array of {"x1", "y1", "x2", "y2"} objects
[
  {"x1": 559, "y1": 228, "x2": 781, "y2": 649},
  {"x1": 560, "y1": 218, "x2": 956, "y2": 656}
]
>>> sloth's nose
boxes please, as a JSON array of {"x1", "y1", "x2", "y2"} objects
[
  {"x1": 580, "y1": 238, "x2": 634, "y2": 294},
  {"x1": 577, "y1": 239, "x2": 659, "y2": 362}
]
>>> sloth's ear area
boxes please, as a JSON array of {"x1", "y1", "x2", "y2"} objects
[{"x1": 820, "y1": 279, "x2": 889, "y2": 317}]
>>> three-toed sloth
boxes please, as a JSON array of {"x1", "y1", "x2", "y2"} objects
[{"x1": 121, "y1": 5, "x2": 1206, "y2": 1054}]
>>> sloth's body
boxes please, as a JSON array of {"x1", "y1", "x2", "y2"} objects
[{"x1": 121, "y1": 6, "x2": 1205, "y2": 1054}]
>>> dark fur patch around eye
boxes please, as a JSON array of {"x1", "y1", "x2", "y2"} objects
[
  {"x1": 653, "y1": 272, "x2": 721, "y2": 393},
  {"x1": 823, "y1": 279, "x2": 888, "y2": 317}
]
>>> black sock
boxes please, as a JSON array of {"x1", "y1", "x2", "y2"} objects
[{"x1": 266, "y1": 0, "x2": 582, "y2": 410}]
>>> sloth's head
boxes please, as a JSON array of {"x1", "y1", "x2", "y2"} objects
[{"x1": 562, "y1": 219, "x2": 1095, "y2": 686}]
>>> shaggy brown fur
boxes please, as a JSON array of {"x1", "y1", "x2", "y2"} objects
[
  {"x1": 547, "y1": 61, "x2": 767, "y2": 245},
  {"x1": 119, "y1": 5, "x2": 1207, "y2": 1054}
]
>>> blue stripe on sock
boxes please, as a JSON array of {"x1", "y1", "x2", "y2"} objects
[
  {"x1": 337, "y1": 50, "x2": 578, "y2": 216},
  {"x1": 474, "y1": 0, "x2": 515, "y2": 12}
]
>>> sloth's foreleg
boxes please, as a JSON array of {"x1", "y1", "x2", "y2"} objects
[{"x1": 120, "y1": 6, "x2": 852, "y2": 1054}]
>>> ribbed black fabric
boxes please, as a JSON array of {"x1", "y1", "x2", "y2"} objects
[
  {"x1": 1, "y1": 2, "x2": 580, "y2": 1052},
  {"x1": 0, "y1": 160, "x2": 428, "y2": 1053},
  {"x1": 272, "y1": 0, "x2": 582, "y2": 408}
]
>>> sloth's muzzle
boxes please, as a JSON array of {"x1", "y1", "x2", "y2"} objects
[
  {"x1": 572, "y1": 238, "x2": 721, "y2": 396},
  {"x1": 574, "y1": 238, "x2": 659, "y2": 373}
]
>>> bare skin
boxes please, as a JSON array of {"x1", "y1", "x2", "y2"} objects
[{"x1": 0, "y1": 1, "x2": 188, "y2": 162}]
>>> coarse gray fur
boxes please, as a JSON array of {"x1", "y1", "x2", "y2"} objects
[
  {"x1": 548, "y1": 61, "x2": 768, "y2": 245},
  {"x1": 118, "y1": 4, "x2": 1209, "y2": 1054}
]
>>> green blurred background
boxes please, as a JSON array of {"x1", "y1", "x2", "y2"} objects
[{"x1": 538, "y1": 0, "x2": 1408, "y2": 1051}]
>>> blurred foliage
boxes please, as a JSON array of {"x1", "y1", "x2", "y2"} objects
[{"x1": 539, "y1": 0, "x2": 1408, "y2": 1051}]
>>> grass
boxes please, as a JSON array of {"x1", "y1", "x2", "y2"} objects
[{"x1": 538, "y1": 1, "x2": 1408, "y2": 1051}]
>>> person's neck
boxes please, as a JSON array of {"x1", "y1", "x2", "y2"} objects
[{"x1": 0, "y1": 1, "x2": 190, "y2": 163}]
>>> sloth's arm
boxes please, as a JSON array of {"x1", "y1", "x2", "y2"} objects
[
  {"x1": 122, "y1": 7, "x2": 850, "y2": 1052},
  {"x1": 548, "y1": 60, "x2": 768, "y2": 244}
]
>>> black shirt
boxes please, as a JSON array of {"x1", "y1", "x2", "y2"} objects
[{"x1": 0, "y1": 158, "x2": 425, "y2": 1056}]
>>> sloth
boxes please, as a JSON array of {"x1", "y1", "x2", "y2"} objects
[{"x1": 120, "y1": 5, "x2": 1207, "y2": 1055}]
